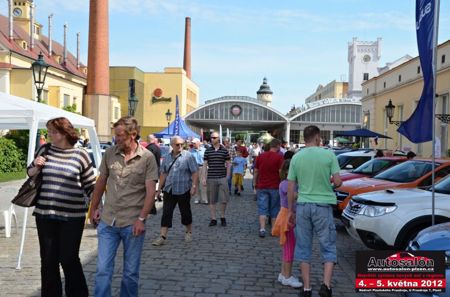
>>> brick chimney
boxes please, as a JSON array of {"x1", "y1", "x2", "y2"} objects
[{"x1": 183, "y1": 17, "x2": 191, "y2": 79}]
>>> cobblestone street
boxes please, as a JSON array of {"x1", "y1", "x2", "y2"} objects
[{"x1": 0, "y1": 177, "x2": 401, "y2": 297}]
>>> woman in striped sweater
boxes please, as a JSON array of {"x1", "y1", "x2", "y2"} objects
[{"x1": 28, "y1": 117, "x2": 96, "y2": 297}]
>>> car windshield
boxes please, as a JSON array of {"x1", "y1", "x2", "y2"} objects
[
  {"x1": 337, "y1": 155, "x2": 371, "y2": 169},
  {"x1": 373, "y1": 160, "x2": 433, "y2": 183},
  {"x1": 353, "y1": 159, "x2": 392, "y2": 174},
  {"x1": 432, "y1": 176, "x2": 450, "y2": 194}
]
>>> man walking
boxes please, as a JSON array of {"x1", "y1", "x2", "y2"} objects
[
  {"x1": 190, "y1": 138, "x2": 208, "y2": 204},
  {"x1": 203, "y1": 132, "x2": 231, "y2": 227},
  {"x1": 253, "y1": 138, "x2": 284, "y2": 238},
  {"x1": 152, "y1": 136, "x2": 198, "y2": 245},
  {"x1": 146, "y1": 134, "x2": 161, "y2": 169},
  {"x1": 90, "y1": 116, "x2": 159, "y2": 297},
  {"x1": 287, "y1": 125, "x2": 342, "y2": 297}
]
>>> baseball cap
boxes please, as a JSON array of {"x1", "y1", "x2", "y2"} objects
[{"x1": 191, "y1": 138, "x2": 201, "y2": 143}]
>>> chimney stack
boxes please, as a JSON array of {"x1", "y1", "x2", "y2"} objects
[
  {"x1": 63, "y1": 23, "x2": 67, "y2": 64},
  {"x1": 30, "y1": 2, "x2": 34, "y2": 50},
  {"x1": 76, "y1": 32, "x2": 80, "y2": 68},
  {"x1": 8, "y1": 0, "x2": 13, "y2": 41},
  {"x1": 183, "y1": 17, "x2": 191, "y2": 79},
  {"x1": 48, "y1": 14, "x2": 53, "y2": 56}
]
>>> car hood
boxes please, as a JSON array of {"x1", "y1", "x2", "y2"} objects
[
  {"x1": 340, "y1": 172, "x2": 366, "y2": 181},
  {"x1": 413, "y1": 222, "x2": 450, "y2": 251},
  {"x1": 338, "y1": 177, "x2": 402, "y2": 193},
  {"x1": 353, "y1": 188, "x2": 428, "y2": 203}
]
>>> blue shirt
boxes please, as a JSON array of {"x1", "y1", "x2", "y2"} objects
[
  {"x1": 161, "y1": 150, "x2": 198, "y2": 195},
  {"x1": 190, "y1": 147, "x2": 205, "y2": 166},
  {"x1": 232, "y1": 156, "x2": 247, "y2": 174}
]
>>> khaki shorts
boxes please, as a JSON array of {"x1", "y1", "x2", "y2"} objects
[
  {"x1": 232, "y1": 173, "x2": 243, "y2": 187},
  {"x1": 206, "y1": 177, "x2": 229, "y2": 204}
]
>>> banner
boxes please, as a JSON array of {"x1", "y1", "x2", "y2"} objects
[
  {"x1": 174, "y1": 95, "x2": 180, "y2": 136},
  {"x1": 397, "y1": 0, "x2": 435, "y2": 143}
]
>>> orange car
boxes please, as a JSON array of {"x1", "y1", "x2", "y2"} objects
[{"x1": 335, "y1": 159, "x2": 450, "y2": 215}]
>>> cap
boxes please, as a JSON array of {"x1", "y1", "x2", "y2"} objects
[{"x1": 191, "y1": 138, "x2": 201, "y2": 143}]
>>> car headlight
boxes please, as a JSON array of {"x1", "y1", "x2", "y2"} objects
[{"x1": 360, "y1": 205, "x2": 397, "y2": 217}]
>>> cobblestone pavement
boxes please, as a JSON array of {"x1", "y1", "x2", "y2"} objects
[{"x1": 0, "y1": 177, "x2": 402, "y2": 297}]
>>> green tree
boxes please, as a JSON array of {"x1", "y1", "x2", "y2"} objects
[{"x1": 0, "y1": 137, "x2": 25, "y2": 173}]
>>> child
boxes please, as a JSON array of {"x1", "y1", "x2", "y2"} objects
[
  {"x1": 232, "y1": 150, "x2": 247, "y2": 196},
  {"x1": 272, "y1": 159, "x2": 302, "y2": 288}
]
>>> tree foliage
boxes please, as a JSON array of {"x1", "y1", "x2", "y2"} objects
[{"x1": 0, "y1": 137, "x2": 25, "y2": 173}]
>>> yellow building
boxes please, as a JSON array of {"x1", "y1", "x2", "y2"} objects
[
  {"x1": 0, "y1": 1, "x2": 88, "y2": 113},
  {"x1": 110, "y1": 66, "x2": 199, "y2": 137},
  {"x1": 361, "y1": 40, "x2": 450, "y2": 157},
  {"x1": 304, "y1": 80, "x2": 348, "y2": 104}
]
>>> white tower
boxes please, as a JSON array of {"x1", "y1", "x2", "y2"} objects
[
  {"x1": 347, "y1": 37, "x2": 381, "y2": 98},
  {"x1": 256, "y1": 77, "x2": 273, "y2": 106}
]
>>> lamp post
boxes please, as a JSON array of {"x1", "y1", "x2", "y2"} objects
[
  {"x1": 165, "y1": 109, "x2": 172, "y2": 136},
  {"x1": 31, "y1": 53, "x2": 49, "y2": 149},
  {"x1": 385, "y1": 99, "x2": 403, "y2": 126},
  {"x1": 31, "y1": 52, "x2": 49, "y2": 103},
  {"x1": 128, "y1": 94, "x2": 138, "y2": 117}
]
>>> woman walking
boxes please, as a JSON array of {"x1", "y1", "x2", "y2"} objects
[{"x1": 28, "y1": 117, "x2": 96, "y2": 297}]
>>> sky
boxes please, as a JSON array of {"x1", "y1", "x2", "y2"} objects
[{"x1": 1, "y1": 0, "x2": 449, "y2": 113}]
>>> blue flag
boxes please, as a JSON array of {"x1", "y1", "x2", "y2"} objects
[
  {"x1": 174, "y1": 95, "x2": 180, "y2": 136},
  {"x1": 397, "y1": 0, "x2": 435, "y2": 143}
]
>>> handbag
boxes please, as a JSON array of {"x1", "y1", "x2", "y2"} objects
[{"x1": 11, "y1": 144, "x2": 50, "y2": 207}]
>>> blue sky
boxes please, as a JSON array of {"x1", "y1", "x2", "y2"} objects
[{"x1": 2, "y1": 0, "x2": 449, "y2": 113}]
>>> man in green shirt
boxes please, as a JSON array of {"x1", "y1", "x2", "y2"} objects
[{"x1": 287, "y1": 125, "x2": 342, "y2": 297}]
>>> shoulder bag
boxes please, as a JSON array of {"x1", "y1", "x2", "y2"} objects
[{"x1": 11, "y1": 144, "x2": 50, "y2": 207}]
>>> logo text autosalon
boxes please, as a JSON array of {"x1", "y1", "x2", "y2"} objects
[{"x1": 367, "y1": 256, "x2": 435, "y2": 272}]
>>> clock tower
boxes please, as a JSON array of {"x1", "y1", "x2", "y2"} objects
[
  {"x1": 347, "y1": 37, "x2": 381, "y2": 98},
  {"x1": 12, "y1": 0, "x2": 41, "y2": 41}
]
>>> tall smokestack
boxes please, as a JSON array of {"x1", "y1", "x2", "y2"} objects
[
  {"x1": 87, "y1": 0, "x2": 109, "y2": 95},
  {"x1": 183, "y1": 17, "x2": 191, "y2": 79},
  {"x1": 76, "y1": 32, "x2": 80, "y2": 68},
  {"x1": 48, "y1": 14, "x2": 53, "y2": 56},
  {"x1": 30, "y1": 2, "x2": 34, "y2": 50},
  {"x1": 8, "y1": 0, "x2": 13, "y2": 41},
  {"x1": 63, "y1": 23, "x2": 67, "y2": 64}
]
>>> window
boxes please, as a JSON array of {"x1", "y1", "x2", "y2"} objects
[
  {"x1": 417, "y1": 66, "x2": 421, "y2": 74},
  {"x1": 63, "y1": 94, "x2": 70, "y2": 106},
  {"x1": 363, "y1": 73, "x2": 369, "y2": 81},
  {"x1": 114, "y1": 107, "x2": 119, "y2": 120},
  {"x1": 398, "y1": 75, "x2": 402, "y2": 82},
  {"x1": 383, "y1": 82, "x2": 386, "y2": 88},
  {"x1": 442, "y1": 55, "x2": 446, "y2": 64}
]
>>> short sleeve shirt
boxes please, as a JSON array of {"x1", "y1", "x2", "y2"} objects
[
  {"x1": 204, "y1": 145, "x2": 230, "y2": 179},
  {"x1": 99, "y1": 143, "x2": 159, "y2": 227},
  {"x1": 255, "y1": 151, "x2": 284, "y2": 189},
  {"x1": 288, "y1": 146, "x2": 340, "y2": 204},
  {"x1": 161, "y1": 150, "x2": 198, "y2": 195}
]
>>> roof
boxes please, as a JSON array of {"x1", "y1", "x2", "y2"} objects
[{"x1": 0, "y1": 14, "x2": 86, "y2": 78}]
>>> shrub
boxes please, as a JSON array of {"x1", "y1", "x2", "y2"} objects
[
  {"x1": 5, "y1": 130, "x2": 29, "y2": 158},
  {"x1": 0, "y1": 137, "x2": 25, "y2": 173}
]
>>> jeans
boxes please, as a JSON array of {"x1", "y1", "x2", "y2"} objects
[
  {"x1": 256, "y1": 189, "x2": 281, "y2": 218},
  {"x1": 95, "y1": 220, "x2": 146, "y2": 297},
  {"x1": 294, "y1": 203, "x2": 337, "y2": 263},
  {"x1": 35, "y1": 217, "x2": 88, "y2": 297}
]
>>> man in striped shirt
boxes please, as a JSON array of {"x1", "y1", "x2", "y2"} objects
[{"x1": 203, "y1": 131, "x2": 231, "y2": 227}]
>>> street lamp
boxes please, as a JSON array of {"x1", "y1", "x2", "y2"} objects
[
  {"x1": 31, "y1": 52, "x2": 49, "y2": 103},
  {"x1": 165, "y1": 109, "x2": 172, "y2": 135},
  {"x1": 385, "y1": 99, "x2": 403, "y2": 126},
  {"x1": 128, "y1": 94, "x2": 138, "y2": 116}
]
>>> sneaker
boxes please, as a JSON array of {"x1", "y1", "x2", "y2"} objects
[
  {"x1": 234, "y1": 188, "x2": 238, "y2": 194},
  {"x1": 282, "y1": 276, "x2": 303, "y2": 288},
  {"x1": 209, "y1": 219, "x2": 217, "y2": 226},
  {"x1": 152, "y1": 236, "x2": 166, "y2": 246},
  {"x1": 220, "y1": 218, "x2": 227, "y2": 227},
  {"x1": 277, "y1": 273, "x2": 285, "y2": 283},
  {"x1": 299, "y1": 289, "x2": 312, "y2": 297},
  {"x1": 237, "y1": 192, "x2": 241, "y2": 196},
  {"x1": 185, "y1": 232, "x2": 192, "y2": 242},
  {"x1": 259, "y1": 229, "x2": 266, "y2": 238},
  {"x1": 194, "y1": 200, "x2": 199, "y2": 204},
  {"x1": 319, "y1": 284, "x2": 332, "y2": 297}
]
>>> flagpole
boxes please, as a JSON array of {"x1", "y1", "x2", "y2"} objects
[{"x1": 431, "y1": 0, "x2": 440, "y2": 226}]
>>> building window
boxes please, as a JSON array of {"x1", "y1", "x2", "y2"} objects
[
  {"x1": 114, "y1": 106, "x2": 119, "y2": 120},
  {"x1": 398, "y1": 75, "x2": 402, "y2": 82},
  {"x1": 417, "y1": 66, "x2": 421, "y2": 74},
  {"x1": 442, "y1": 55, "x2": 446, "y2": 64},
  {"x1": 363, "y1": 73, "x2": 369, "y2": 81},
  {"x1": 366, "y1": 88, "x2": 369, "y2": 95},
  {"x1": 383, "y1": 82, "x2": 386, "y2": 89},
  {"x1": 63, "y1": 94, "x2": 70, "y2": 106}
]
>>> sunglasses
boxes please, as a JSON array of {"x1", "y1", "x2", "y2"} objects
[
  {"x1": 211, "y1": 137, "x2": 218, "y2": 139},
  {"x1": 174, "y1": 143, "x2": 184, "y2": 147}
]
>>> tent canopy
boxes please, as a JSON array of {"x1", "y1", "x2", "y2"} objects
[
  {"x1": 155, "y1": 118, "x2": 200, "y2": 139},
  {"x1": 335, "y1": 128, "x2": 392, "y2": 139},
  {"x1": 0, "y1": 92, "x2": 102, "y2": 270}
]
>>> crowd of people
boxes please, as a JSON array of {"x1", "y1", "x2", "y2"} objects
[{"x1": 29, "y1": 115, "x2": 341, "y2": 297}]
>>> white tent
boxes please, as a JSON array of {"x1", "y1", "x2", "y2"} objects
[{"x1": 0, "y1": 92, "x2": 102, "y2": 269}]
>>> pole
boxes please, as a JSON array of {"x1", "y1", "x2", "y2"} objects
[
  {"x1": 431, "y1": 0, "x2": 440, "y2": 226},
  {"x1": 167, "y1": 121, "x2": 170, "y2": 137}
]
